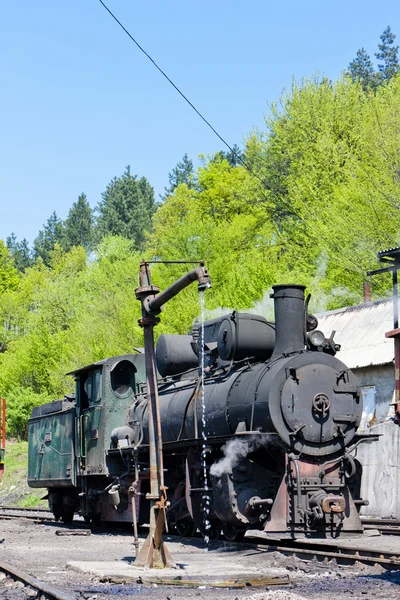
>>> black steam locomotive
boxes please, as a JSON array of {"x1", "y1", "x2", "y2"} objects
[{"x1": 28, "y1": 284, "x2": 373, "y2": 539}]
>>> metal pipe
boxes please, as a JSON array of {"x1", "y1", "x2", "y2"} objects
[
  {"x1": 270, "y1": 285, "x2": 306, "y2": 358},
  {"x1": 363, "y1": 281, "x2": 371, "y2": 303},
  {"x1": 147, "y1": 265, "x2": 211, "y2": 315},
  {"x1": 394, "y1": 269, "x2": 399, "y2": 330}
]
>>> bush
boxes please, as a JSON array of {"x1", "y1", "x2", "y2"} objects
[{"x1": 6, "y1": 387, "x2": 51, "y2": 440}]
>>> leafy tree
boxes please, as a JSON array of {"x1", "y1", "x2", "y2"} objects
[
  {"x1": 63, "y1": 193, "x2": 94, "y2": 251},
  {"x1": 33, "y1": 211, "x2": 64, "y2": 266},
  {"x1": 6, "y1": 233, "x2": 33, "y2": 272},
  {"x1": 149, "y1": 75, "x2": 400, "y2": 322},
  {"x1": 376, "y1": 26, "x2": 400, "y2": 82},
  {"x1": 6, "y1": 386, "x2": 50, "y2": 439},
  {"x1": 0, "y1": 240, "x2": 19, "y2": 295},
  {"x1": 96, "y1": 166, "x2": 157, "y2": 250},
  {"x1": 162, "y1": 154, "x2": 196, "y2": 199},
  {"x1": 347, "y1": 48, "x2": 376, "y2": 91}
]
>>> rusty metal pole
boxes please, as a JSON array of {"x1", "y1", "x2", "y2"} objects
[
  {"x1": 368, "y1": 250, "x2": 400, "y2": 423},
  {"x1": 387, "y1": 268, "x2": 400, "y2": 422},
  {"x1": 363, "y1": 281, "x2": 371, "y2": 303},
  {"x1": 0, "y1": 398, "x2": 6, "y2": 483},
  {"x1": 134, "y1": 262, "x2": 175, "y2": 568}
]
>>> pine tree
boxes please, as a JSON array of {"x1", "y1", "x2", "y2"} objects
[
  {"x1": 347, "y1": 48, "x2": 376, "y2": 91},
  {"x1": 63, "y1": 193, "x2": 94, "y2": 251},
  {"x1": 210, "y1": 144, "x2": 244, "y2": 167},
  {"x1": 96, "y1": 166, "x2": 157, "y2": 250},
  {"x1": 375, "y1": 26, "x2": 400, "y2": 82},
  {"x1": 6, "y1": 234, "x2": 33, "y2": 272},
  {"x1": 33, "y1": 211, "x2": 64, "y2": 266},
  {"x1": 163, "y1": 154, "x2": 196, "y2": 199}
]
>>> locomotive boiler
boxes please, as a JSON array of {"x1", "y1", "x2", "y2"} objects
[{"x1": 28, "y1": 279, "x2": 375, "y2": 540}]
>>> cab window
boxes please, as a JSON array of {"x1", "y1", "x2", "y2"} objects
[
  {"x1": 82, "y1": 370, "x2": 102, "y2": 405},
  {"x1": 111, "y1": 360, "x2": 136, "y2": 397}
]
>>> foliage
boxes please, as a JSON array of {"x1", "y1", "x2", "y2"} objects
[
  {"x1": 96, "y1": 166, "x2": 157, "y2": 250},
  {"x1": 6, "y1": 387, "x2": 51, "y2": 440},
  {"x1": 0, "y1": 241, "x2": 19, "y2": 297},
  {"x1": 149, "y1": 75, "x2": 400, "y2": 331},
  {"x1": 347, "y1": 48, "x2": 377, "y2": 91},
  {"x1": 348, "y1": 26, "x2": 399, "y2": 90},
  {"x1": 0, "y1": 237, "x2": 144, "y2": 437},
  {"x1": 210, "y1": 144, "x2": 245, "y2": 167},
  {"x1": 162, "y1": 153, "x2": 196, "y2": 199},
  {"x1": 33, "y1": 211, "x2": 64, "y2": 266},
  {"x1": 376, "y1": 26, "x2": 400, "y2": 82},
  {"x1": 63, "y1": 193, "x2": 94, "y2": 251},
  {"x1": 6, "y1": 234, "x2": 33, "y2": 272}
]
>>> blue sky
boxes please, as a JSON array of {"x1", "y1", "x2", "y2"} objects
[{"x1": 1, "y1": 1, "x2": 400, "y2": 244}]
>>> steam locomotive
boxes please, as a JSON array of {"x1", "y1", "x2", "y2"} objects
[{"x1": 28, "y1": 284, "x2": 373, "y2": 539}]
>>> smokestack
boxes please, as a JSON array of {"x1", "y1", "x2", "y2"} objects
[
  {"x1": 363, "y1": 281, "x2": 371, "y2": 303},
  {"x1": 270, "y1": 284, "x2": 306, "y2": 358}
]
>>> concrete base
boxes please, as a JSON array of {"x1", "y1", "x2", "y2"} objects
[{"x1": 67, "y1": 555, "x2": 289, "y2": 588}]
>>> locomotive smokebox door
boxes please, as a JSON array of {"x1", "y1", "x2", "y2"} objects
[{"x1": 267, "y1": 353, "x2": 361, "y2": 459}]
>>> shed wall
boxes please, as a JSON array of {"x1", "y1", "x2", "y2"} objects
[
  {"x1": 353, "y1": 364, "x2": 394, "y2": 421},
  {"x1": 357, "y1": 420, "x2": 400, "y2": 519},
  {"x1": 350, "y1": 364, "x2": 400, "y2": 518}
]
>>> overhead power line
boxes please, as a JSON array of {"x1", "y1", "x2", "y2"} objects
[{"x1": 97, "y1": 0, "x2": 365, "y2": 276}]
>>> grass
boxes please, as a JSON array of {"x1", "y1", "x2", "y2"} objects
[{"x1": 0, "y1": 440, "x2": 47, "y2": 507}]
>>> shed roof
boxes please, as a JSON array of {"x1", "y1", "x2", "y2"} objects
[{"x1": 317, "y1": 299, "x2": 395, "y2": 369}]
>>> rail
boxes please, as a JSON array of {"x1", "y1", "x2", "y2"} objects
[{"x1": 0, "y1": 560, "x2": 77, "y2": 600}]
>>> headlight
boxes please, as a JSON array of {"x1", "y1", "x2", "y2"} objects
[{"x1": 308, "y1": 330, "x2": 325, "y2": 347}]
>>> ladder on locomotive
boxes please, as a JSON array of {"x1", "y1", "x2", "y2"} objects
[{"x1": 0, "y1": 398, "x2": 5, "y2": 482}]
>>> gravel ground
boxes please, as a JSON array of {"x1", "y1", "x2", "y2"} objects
[{"x1": 0, "y1": 518, "x2": 400, "y2": 600}]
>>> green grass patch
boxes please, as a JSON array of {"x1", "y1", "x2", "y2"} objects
[{"x1": 0, "y1": 441, "x2": 46, "y2": 507}]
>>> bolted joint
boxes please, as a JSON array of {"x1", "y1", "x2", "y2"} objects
[{"x1": 138, "y1": 316, "x2": 160, "y2": 328}]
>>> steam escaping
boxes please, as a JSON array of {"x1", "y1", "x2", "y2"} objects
[
  {"x1": 310, "y1": 251, "x2": 361, "y2": 312},
  {"x1": 200, "y1": 288, "x2": 275, "y2": 322},
  {"x1": 210, "y1": 434, "x2": 272, "y2": 477}
]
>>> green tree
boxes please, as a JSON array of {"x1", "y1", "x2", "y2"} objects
[
  {"x1": 376, "y1": 26, "x2": 400, "y2": 82},
  {"x1": 96, "y1": 166, "x2": 157, "y2": 250},
  {"x1": 6, "y1": 233, "x2": 33, "y2": 272},
  {"x1": 163, "y1": 154, "x2": 196, "y2": 199},
  {"x1": 0, "y1": 240, "x2": 19, "y2": 295},
  {"x1": 148, "y1": 75, "x2": 400, "y2": 317},
  {"x1": 33, "y1": 211, "x2": 64, "y2": 266},
  {"x1": 63, "y1": 193, "x2": 94, "y2": 251},
  {"x1": 209, "y1": 144, "x2": 244, "y2": 167},
  {"x1": 347, "y1": 48, "x2": 376, "y2": 91}
]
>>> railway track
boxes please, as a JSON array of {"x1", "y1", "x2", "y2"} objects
[
  {"x1": 0, "y1": 505, "x2": 50, "y2": 513},
  {"x1": 0, "y1": 560, "x2": 76, "y2": 600},
  {"x1": 0, "y1": 505, "x2": 53, "y2": 522},
  {"x1": 248, "y1": 536, "x2": 400, "y2": 569},
  {"x1": 361, "y1": 518, "x2": 400, "y2": 535}
]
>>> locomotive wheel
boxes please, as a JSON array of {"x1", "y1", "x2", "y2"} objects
[
  {"x1": 61, "y1": 508, "x2": 74, "y2": 524},
  {"x1": 174, "y1": 519, "x2": 196, "y2": 538},
  {"x1": 52, "y1": 506, "x2": 62, "y2": 521},
  {"x1": 222, "y1": 523, "x2": 245, "y2": 542}
]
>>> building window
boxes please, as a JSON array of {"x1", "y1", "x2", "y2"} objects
[{"x1": 358, "y1": 386, "x2": 376, "y2": 430}]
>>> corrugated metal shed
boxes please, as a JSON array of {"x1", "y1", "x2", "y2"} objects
[{"x1": 317, "y1": 299, "x2": 395, "y2": 369}]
